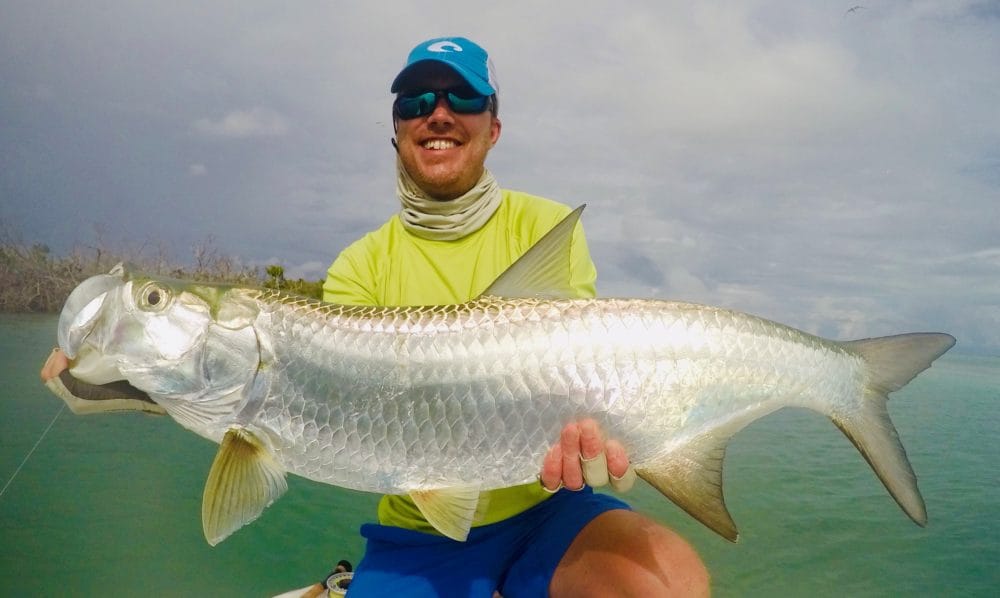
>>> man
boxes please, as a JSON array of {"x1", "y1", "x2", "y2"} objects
[
  {"x1": 321, "y1": 37, "x2": 708, "y2": 597},
  {"x1": 40, "y1": 35, "x2": 709, "y2": 597}
]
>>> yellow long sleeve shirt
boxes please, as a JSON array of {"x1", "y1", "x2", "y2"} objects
[{"x1": 322, "y1": 190, "x2": 597, "y2": 533}]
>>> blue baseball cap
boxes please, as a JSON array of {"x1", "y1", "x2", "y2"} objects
[{"x1": 391, "y1": 37, "x2": 498, "y2": 97}]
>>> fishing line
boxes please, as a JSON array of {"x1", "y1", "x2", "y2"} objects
[{"x1": 0, "y1": 403, "x2": 65, "y2": 499}]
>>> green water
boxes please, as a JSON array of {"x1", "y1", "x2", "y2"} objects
[{"x1": 1, "y1": 314, "x2": 996, "y2": 596}]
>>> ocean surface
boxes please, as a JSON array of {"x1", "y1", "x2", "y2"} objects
[{"x1": 1, "y1": 313, "x2": 996, "y2": 597}]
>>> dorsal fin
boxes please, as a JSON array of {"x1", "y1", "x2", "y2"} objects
[{"x1": 480, "y1": 204, "x2": 586, "y2": 300}]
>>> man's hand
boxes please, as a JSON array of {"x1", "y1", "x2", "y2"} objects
[
  {"x1": 40, "y1": 348, "x2": 69, "y2": 383},
  {"x1": 540, "y1": 418, "x2": 636, "y2": 493}
]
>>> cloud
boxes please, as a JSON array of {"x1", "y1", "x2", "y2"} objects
[
  {"x1": 193, "y1": 107, "x2": 290, "y2": 139},
  {"x1": 2, "y1": 1, "x2": 998, "y2": 353}
]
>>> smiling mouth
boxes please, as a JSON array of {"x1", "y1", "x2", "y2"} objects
[{"x1": 422, "y1": 139, "x2": 458, "y2": 150}]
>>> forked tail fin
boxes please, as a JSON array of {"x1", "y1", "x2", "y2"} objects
[
  {"x1": 834, "y1": 333, "x2": 956, "y2": 525},
  {"x1": 636, "y1": 332, "x2": 954, "y2": 543}
]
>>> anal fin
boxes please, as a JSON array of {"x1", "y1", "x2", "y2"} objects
[
  {"x1": 637, "y1": 433, "x2": 739, "y2": 542},
  {"x1": 202, "y1": 427, "x2": 288, "y2": 546},
  {"x1": 410, "y1": 485, "x2": 482, "y2": 542}
]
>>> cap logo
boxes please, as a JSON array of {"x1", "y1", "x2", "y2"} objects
[{"x1": 427, "y1": 41, "x2": 463, "y2": 53}]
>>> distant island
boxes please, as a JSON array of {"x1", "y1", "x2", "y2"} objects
[{"x1": 0, "y1": 232, "x2": 322, "y2": 313}]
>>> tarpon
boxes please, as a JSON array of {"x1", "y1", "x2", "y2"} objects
[{"x1": 49, "y1": 207, "x2": 955, "y2": 545}]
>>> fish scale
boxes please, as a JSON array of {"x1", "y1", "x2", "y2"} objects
[
  {"x1": 247, "y1": 294, "x2": 858, "y2": 492},
  {"x1": 53, "y1": 208, "x2": 954, "y2": 545}
]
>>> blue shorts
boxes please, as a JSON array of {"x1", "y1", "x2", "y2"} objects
[{"x1": 346, "y1": 488, "x2": 630, "y2": 598}]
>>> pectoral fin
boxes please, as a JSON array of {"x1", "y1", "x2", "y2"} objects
[
  {"x1": 202, "y1": 427, "x2": 287, "y2": 546},
  {"x1": 409, "y1": 485, "x2": 482, "y2": 542},
  {"x1": 637, "y1": 433, "x2": 739, "y2": 542}
]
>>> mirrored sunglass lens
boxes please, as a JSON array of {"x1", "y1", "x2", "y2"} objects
[
  {"x1": 446, "y1": 92, "x2": 489, "y2": 114},
  {"x1": 399, "y1": 91, "x2": 437, "y2": 118},
  {"x1": 396, "y1": 90, "x2": 490, "y2": 119}
]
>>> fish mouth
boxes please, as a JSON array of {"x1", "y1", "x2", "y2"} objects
[
  {"x1": 52, "y1": 264, "x2": 164, "y2": 415},
  {"x1": 62, "y1": 319, "x2": 162, "y2": 413},
  {"x1": 49, "y1": 368, "x2": 164, "y2": 415},
  {"x1": 70, "y1": 343, "x2": 125, "y2": 384},
  {"x1": 58, "y1": 265, "x2": 130, "y2": 385},
  {"x1": 55, "y1": 334, "x2": 164, "y2": 415}
]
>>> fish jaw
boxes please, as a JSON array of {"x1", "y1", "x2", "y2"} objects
[
  {"x1": 58, "y1": 270, "x2": 215, "y2": 389},
  {"x1": 107, "y1": 280, "x2": 263, "y2": 440},
  {"x1": 58, "y1": 266, "x2": 134, "y2": 386},
  {"x1": 56, "y1": 267, "x2": 264, "y2": 440},
  {"x1": 58, "y1": 264, "x2": 126, "y2": 360}
]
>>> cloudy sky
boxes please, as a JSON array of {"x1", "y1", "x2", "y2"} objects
[{"x1": 2, "y1": 0, "x2": 998, "y2": 353}]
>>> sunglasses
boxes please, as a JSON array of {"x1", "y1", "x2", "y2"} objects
[{"x1": 394, "y1": 87, "x2": 492, "y2": 120}]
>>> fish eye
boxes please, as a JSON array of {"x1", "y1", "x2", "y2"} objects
[{"x1": 138, "y1": 283, "x2": 171, "y2": 311}]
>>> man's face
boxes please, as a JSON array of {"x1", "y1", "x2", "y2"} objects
[{"x1": 394, "y1": 66, "x2": 501, "y2": 200}]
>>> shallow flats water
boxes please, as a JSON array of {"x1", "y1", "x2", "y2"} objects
[{"x1": 1, "y1": 314, "x2": 997, "y2": 597}]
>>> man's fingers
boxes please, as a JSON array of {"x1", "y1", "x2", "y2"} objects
[
  {"x1": 609, "y1": 465, "x2": 637, "y2": 493},
  {"x1": 605, "y1": 439, "x2": 629, "y2": 478},
  {"x1": 40, "y1": 347, "x2": 69, "y2": 383},
  {"x1": 606, "y1": 439, "x2": 635, "y2": 492},
  {"x1": 543, "y1": 421, "x2": 634, "y2": 493},
  {"x1": 578, "y1": 418, "x2": 603, "y2": 459},
  {"x1": 559, "y1": 423, "x2": 585, "y2": 491},
  {"x1": 580, "y1": 451, "x2": 609, "y2": 487},
  {"x1": 578, "y1": 418, "x2": 609, "y2": 486},
  {"x1": 540, "y1": 444, "x2": 563, "y2": 492}
]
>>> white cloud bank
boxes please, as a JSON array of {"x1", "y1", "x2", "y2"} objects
[{"x1": 193, "y1": 107, "x2": 290, "y2": 139}]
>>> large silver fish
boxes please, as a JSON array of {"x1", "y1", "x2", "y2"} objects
[{"x1": 50, "y1": 207, "x2": 955, "y2": 546}]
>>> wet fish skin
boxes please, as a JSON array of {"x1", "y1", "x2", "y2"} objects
[
  {"x1": 53, "y1": 208, "x2": 956, "y2": 545},
  {"x1": 252, "y1": 293, "x2": 852, "y2": 491}
]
